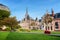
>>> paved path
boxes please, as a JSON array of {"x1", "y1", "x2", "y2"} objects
[{"x1": 48, "y1": 34, "x2": 60, "y2": 37}]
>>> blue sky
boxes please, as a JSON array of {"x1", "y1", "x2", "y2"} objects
[{"x1": 0, "y1": 0, "x2": 60, "y2": 21}]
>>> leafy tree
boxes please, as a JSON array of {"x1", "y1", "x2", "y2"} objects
[
  {"x1": 43, "y1": 13, "x2": 53, "y2": 24},
  {"x1": 0, "y1": 7, "x2": 19, "y2": 31},
  {"x1": 3, "y1": 17, "x2": 18, "y2": 31},
  {"x1": 0, "y1": 10, "x2": 10, "y2": 20},
  {"x1": 43, "y1": 13, "x2": 53, "y2": 30},
  {"x1": 0, "y1": 20, "x2": 4, "y2": 26}
]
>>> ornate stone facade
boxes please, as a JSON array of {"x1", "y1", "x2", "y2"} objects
[{"x1": 19, "y1": 8, "x2": 40, "y2": 30}]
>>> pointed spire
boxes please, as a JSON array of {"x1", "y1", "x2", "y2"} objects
[
  {"x1": 35, "y1": 17, "x2": 38, "y2": 21},
  {"x1": 25, "y1": 7, "x2": 30, "y2": 20},
  {"x1": 51, "y1": 8, "x2": 54, "y2": 17},
  {"x1": 26, "y1": 7, "x2": 28, "y2": 16}
]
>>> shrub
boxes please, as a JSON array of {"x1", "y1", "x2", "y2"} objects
[
  {"x1": 20, "y1": 28, "x2": 25, "y2": 31},
  {"x1": 26, "y1": 29, "x2": 30, "y2": 32},
  {"x1": 15, "y1": 25, "x2": 21, "y2": 29},
  {"x1": 5, "y1": 27, "x2": 11, "y2": 31},
  {"x1": 16, "y1": 29, "x2": 20, "y2": 32},
  {"x1": 20, "y1": 28, "x2": 30, "y2": 32},
  {"x1": 16, "y1": 28, "x2": 31, "y2": 32}
]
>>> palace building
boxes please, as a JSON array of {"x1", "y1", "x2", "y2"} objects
[
  {"x1": 19, "y1": 8, "x2": 41, "y2": 30},
  {"x1": 19, "y1": 8, "x2": 60, "y2": 31}
]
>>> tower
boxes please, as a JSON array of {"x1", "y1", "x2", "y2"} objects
[
  {"x1": 25, "y1": 8, "x2": 30, "y2": 21},
  {"x1": 51, "y1": 8, "x2": 54, "y2": 17}
]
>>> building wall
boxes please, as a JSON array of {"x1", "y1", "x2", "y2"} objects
[
  {"x1": 43, "y1": 19, "x2": 60, "y2": 31},
  {"x1": 52, "y1": 19, "x2": 60, "y2": 31},
  {"x1": 19, "y1": 20, "x2": 41, "y2": 30}
]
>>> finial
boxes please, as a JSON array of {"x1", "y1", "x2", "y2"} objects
[{"x1": 26, "y1": 7, "x2": 28, "y2": 14}]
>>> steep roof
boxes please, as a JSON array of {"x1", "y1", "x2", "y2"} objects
[
  {"x1": 0, "y1": 4, "x2": 10, "y2": 11},
  {"x1": 54, "y1": 13, "x2": 60, "y2": 19}
]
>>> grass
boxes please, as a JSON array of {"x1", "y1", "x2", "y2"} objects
[
  {"x1": 0, "y1": 31, "x2": 60, "y2": 40},
  {"x1": 0, "y1": 31, "x2": 9, "y2": 40}
]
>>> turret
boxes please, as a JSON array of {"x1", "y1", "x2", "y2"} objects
[{"x1": 51, "y1": 8, "x2": 54, "y2": 17}]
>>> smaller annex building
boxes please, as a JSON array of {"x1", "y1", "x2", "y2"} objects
[{"x1": 42, "y1": 9, "x2": 60, "y2": 31}]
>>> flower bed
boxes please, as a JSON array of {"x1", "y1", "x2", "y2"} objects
[{"x1": 44, "y1": 30, "x2": 51, "y2": 34}]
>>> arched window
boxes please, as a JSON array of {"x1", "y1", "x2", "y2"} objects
[
  {"x1": 55, "y1": 22, "x2": 59, "y2": 29},
  {"x1": 51, "y1": 26, "x2": 52, "y2": 30},
  {"x1": 48, "y1": 27, "x2": 49, "y2": 30}
]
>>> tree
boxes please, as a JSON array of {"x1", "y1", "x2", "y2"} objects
[
  {"x1": 44, "y1": 13, "x2": 53, "y2": 24},
  {"x1": 0, "y1": 20, "x2": 4, "y2": 26},
  {"x1": 0, "y1": 6, "x2": 19, "y2": 31},
  {"x1": 0, "y1": 10, "x2": 10, "y2": 20},
  {"x1": 43, "y1": 13, "x2": 53, "y2": 30},
  {"x1": 3, "y1": 17, "x2": 18, "y2": 31}
]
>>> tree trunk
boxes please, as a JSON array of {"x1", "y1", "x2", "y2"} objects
[{"x1": 10, "y1": 26, "x2": 14, "y2": 32}]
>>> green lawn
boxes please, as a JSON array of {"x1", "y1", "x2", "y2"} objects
[
  {"x1": 51, "y1": 31, "x2": 60, "y2": 34},
  {"x1": 0, "y1": 31, "x2": 60, "y2": 40},
  {"x1": 0, "y1": 31, "x2": 9, "y2": 40}
]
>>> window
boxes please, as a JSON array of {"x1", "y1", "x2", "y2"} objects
[
  {"x1": 55, "y1": 22, "x2": 59, "y2": 29},
  {"x1": 46, "y1": 26, "x2": 47, "y2": 30},
  {"x1": 29, "y1": 27, "x2": 31, "y2": 29},
  {"x1": 51, "y1": 26, "x2": 52, "y2": 30},
  {"x1": 48, "y1": 27, "x2": 49, "y2": 30}
]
